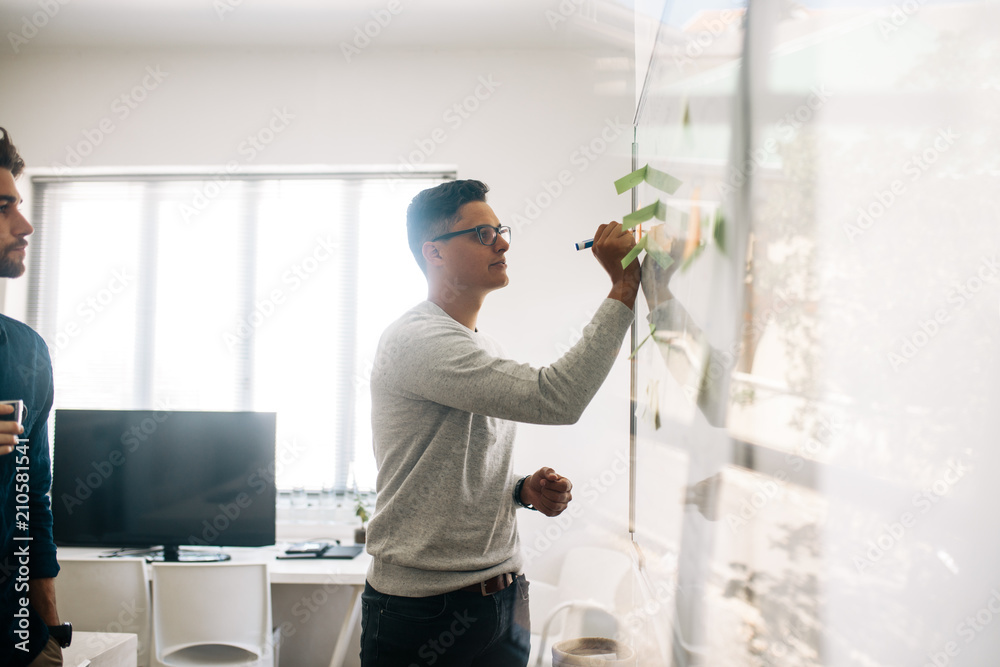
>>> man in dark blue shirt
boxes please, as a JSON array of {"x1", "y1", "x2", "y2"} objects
[{"x1": 0, "y1": 128, "x2": 64, "y2": 666}]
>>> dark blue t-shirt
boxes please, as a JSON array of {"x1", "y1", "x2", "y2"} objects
[{"x1": 0, "y1": 313, "x2": 59, "y2": 664}]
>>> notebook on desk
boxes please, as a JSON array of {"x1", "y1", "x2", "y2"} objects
[{"x1": 277, "y1": 543, "x2": 364, "y2": 559}]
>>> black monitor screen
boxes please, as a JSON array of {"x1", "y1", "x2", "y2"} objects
[{"x1": 52, "y1": 409, "x2": 276, "y2": 551}]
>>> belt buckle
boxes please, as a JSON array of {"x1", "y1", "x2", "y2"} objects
[{"x1": 481, "y1": 573, "x2": 513, "y2": 595}]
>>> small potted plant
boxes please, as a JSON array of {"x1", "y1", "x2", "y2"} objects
[{"x1": 354, "y1": 496, "x2": 370, "y2": 544}]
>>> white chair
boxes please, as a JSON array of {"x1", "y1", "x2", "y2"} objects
[
  {"x1": 150, "y1": 562, "x2": 273, "y2": 667},
  {"x1": 55, "y1": 559, "x2": 150, "y2": 666},
  {"x1": 528, "y1": 547, "x2": 633, "y2": 667}
]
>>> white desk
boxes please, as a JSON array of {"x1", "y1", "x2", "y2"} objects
[
  {"x1": 63, "y1": 632, "x2": 138, "y2": 667},
  {"x1": 58, "y1": 546, "x2": 370, "y2": 667}
]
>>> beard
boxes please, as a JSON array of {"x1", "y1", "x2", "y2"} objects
[{"x1": 0, "y1": 241, "x2": 26, "y2": 278}]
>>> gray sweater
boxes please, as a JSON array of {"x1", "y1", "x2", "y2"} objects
[{"x1": 366, "y1": 297, "x2": 635, "y2": 596}]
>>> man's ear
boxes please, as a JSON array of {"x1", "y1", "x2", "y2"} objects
[{"x1": 422, "y1": 241, "x2": 445, "y2": 269}]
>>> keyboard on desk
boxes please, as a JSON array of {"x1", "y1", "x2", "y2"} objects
[{"x1": 278, "y1": 542, "x2": 364, "y2": 559}]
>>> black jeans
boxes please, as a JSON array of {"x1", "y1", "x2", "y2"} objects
[{"x1": 360, "y1": 576, "x2": 531, "y2": 667}]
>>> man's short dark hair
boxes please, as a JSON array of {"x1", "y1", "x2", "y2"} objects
[
  {"x1": 407, "y1": 179, "x2": 489, "y2": 274},
  {"x1": 0, "y1": 128, "x2": 24, "y2": 178}
]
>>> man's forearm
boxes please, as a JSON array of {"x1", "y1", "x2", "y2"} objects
[
  {"x1": 29, "y1": 577, "x2": 59, "y2": 626},
  {"x1": 607, "y1": 281, "x2": 638, "y2": 311}
]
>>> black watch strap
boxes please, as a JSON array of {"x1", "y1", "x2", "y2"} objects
[
  {"x1": 513, "y1": 475, "x2": 537, "y2": 511},
  {"x1": 47, "y1": 622, "x2": 72, "y2": 648}
]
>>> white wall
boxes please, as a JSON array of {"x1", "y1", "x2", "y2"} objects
[{"x1": 1, "y1": 45, "x2": 639, "y2": 590}]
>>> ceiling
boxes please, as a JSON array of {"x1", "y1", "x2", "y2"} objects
[{"x1": 0, "y1": 0, "x2": 636, "y2": 52}]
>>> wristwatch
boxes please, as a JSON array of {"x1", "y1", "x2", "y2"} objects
[
  {"x1": 47, "y1": 622, "x2": 72, "y2": 648},
  {"x1": 513, "y1": 475, "x2": 538, "y2": 511}
]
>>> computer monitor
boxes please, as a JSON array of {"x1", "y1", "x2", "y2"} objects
[{"x1": 52, "y1": 409, "x2": 276, "y2": 561}]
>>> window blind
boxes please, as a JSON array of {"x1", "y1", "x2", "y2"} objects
[{"x1": 28, "y1": 172, "x2": 450, "y2": 492}]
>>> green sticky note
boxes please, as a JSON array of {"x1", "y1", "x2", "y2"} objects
[
  {"x1": 614, "y1": 164, "x2": 683, "y2": 196},
  {"x1": 644, "y1": 165, "x2": 683, "y2": 195},
  {"x1": 629, "y1": 324, "x2": 657, "y2": 360},
  {"x1": 646, "y1": 236, "x2": 675, "y2": 270},
  {"x1": 623, "y1": 200, "x2": 671, "y2": 231},
  {"x1": 621, "y1": 235, "x2": 648, "y2": 269},
  {"x1": 623, "y1": 201, "x2": 659, "y2": 230},
  {"x1": 652, "y1": 252, "x2": 675, "y2": 270},
  {"x1": 614, "y1": 166, "x2": 647, "y2": 195},
  {"x1": 654, "y1": 200, "x2": 669, "y2": 220},
  {"x1": 713, "y1": 209, "x2": 726, "y2": 253}
]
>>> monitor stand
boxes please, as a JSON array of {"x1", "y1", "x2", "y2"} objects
[{"x1": 101, "y1": 545, "x2": 231, "y2": 562}]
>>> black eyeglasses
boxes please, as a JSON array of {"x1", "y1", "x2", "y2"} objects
[{"x1": 431, "y1": 224, "x2": 511, "y2": 247}]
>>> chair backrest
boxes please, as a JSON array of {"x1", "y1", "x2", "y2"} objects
[
  {"x1": 151, "y1": 562, "x2": 272, "y2": 666},
  {"x1": 55, "y1": 559, "x2": 151, "y2": 666}
]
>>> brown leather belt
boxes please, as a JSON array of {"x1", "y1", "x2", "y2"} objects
[{"x1": 457, "y1": 572, "x2": 519, "y2": 596}]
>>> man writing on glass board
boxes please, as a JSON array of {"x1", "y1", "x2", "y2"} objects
[
  {"x1": 361, "y1": 179, "x2": 640, "y2": 666},
  {"x1": 0, "y1": 128, "x2": 69, "y2": 666}
]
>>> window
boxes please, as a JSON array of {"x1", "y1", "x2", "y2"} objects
[{"x1": 28, "y1": 171, "x2": 450, "y2": 492}]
